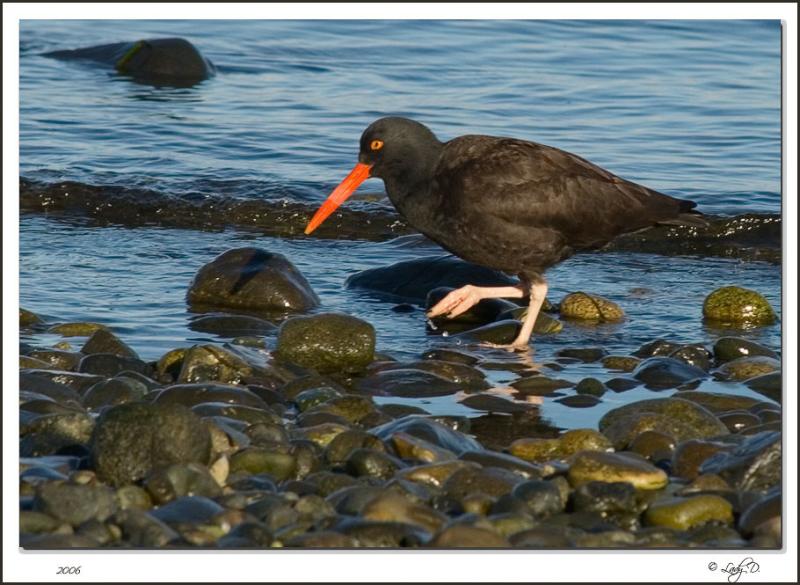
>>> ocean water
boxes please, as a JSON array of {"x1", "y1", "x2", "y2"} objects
[{"x1": 19, "y1": 20, "x2": 782, "y2": 428}]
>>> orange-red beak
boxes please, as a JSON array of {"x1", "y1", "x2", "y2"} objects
[{"x1": 304, "y1": 163, "x2": 372, "y2": 235}]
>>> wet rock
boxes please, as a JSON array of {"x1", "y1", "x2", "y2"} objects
[
  {"x1": 426, "y1": 286, "x2": 519, "y2": 326},
  {"x1": 444, "y1": 466, "x2": 524, "y2": 505},
  {"x1": 154, "y1": 382, "x2": 269, "y2": 410},
  {"x1": 82, "y1": 377, "x2": 147, "y2": 410},
  {"x1": 193, "y1": 403, "x2": 280, "y2": 426},
  {"x1": 319, "y1": 395, "x2": 377, "y2": 424},
  {"x1": 324, "y1": 429, "x2": 385, "y2": 466},
  {"x1": 144, "y1": 463, "x2": 222, "y2": 504},
  {"x1": 430, "y1": 524, "x2": 509, "y2": 547},
  {"x1": 35, "y1": 481, "x2": 117, "y2": 526},
  {"x1": 568, "y1": 451, "x2": 668, "y2": 490},
  {"x1": 604, "y1": 377, "x2": 641, "y2": 392},
  {"x1": 677, "y1": 473, "x2": 732, "y2": 496},
  {"x1": 509, "y1": 480, "x2": 565, "y2": 518},
  {"x1": 47, "y1": 322, "x2": 110, "y2": 337},
  {"x1": 555, "y1": 395, "x2": 602, "y2": 408},
  {"x1": 671, "y1": 439, "x2": 735, "y2": 480},
  {"x1": 28, "y1": 349, "x2": 83, "y2": 371},
  {"x1": 459, "y1": 394, "x2": 534, "y2": 414},
  {"x1": 176, "y1": 344, "x2": 262, "y2": 385},
  {"x1": 22, "y1": 369, "x2": 104, "y2": 394},
  {"x1": 510, "y1": 526, "x2": 573, "y2": 547},
  {"x1": 629, "y1": 430, "x2": 676, "y2": 463},
  {"x1": 676, "y1": 391, "x2": 762, "y2": 415},
  {"x1": 149, "y1": 495, "x2": 224, "y2": 526},
  {"x1": 713, "y1": 337, "x2": 778, "y2": 363},
  {"x1": 21, "y1": 533, "x2": 100, "y2": 549},
  {"x1": 669, "y1": 344, "x2": 713, "y2": 371},
  {"x1": 78, "y1": 353, "x2": 151, "y2": 377},
  {"x1": 496, "y1": 307, "x2": 563, "y2": 334},
  {"x1": 390, "y1": 432, "x2": 457, "y2": 463},
  {"x1": 21, "y1": 308, "x2": 44, "y2": 327},
  {"x1": 294, "y1": 387, "x2": 342, "y2": 412},
  {"x1": 189, "y1": 313, "x2": 277, "y2": 337},
  {"x1": 337, "y1": 518, "x2": 430, "y2": 547},
  {"x1": 599, "y1": 398, "x2": 728, "y2": 449},
  {"x1": 715, "y1": 356, "x2": 780, "y2": 381},
  {"x1": 703, "y1": 286, "x2": 776, "y2": 327},
  {"x1": 116, "y1": 485, "x2": 153, "y2": 511},
  {"x1": 346, "y1": 448, "x2": 403, "y2": 479},
  {"x1": 20, "y1": 412, "x2": 95, "y2": 457},
  {"x1": 80, "y1": 329, "x2": 138, "y2": 359},
  {"x1": 572, "y1": 481, "x2": 641, "y2": 519},
  {"x1": 510, "y1": 429, "x2": 612, "y2": 463},
  {"x1": 187, "y1": 248, "x2": 319, "y2": 314},
  {"x1": 356, "y1": 368, "x2": 464, "y2": 398},
  {"x1": 370, "y1": 416, "x2": 481, "y2": 455},
  {"x1": 421, "y1": 348, "x2": 479, "y2": 365},
  {"x1": 396, "y1": 461, "x2": 478, "y2": 489},
  {"x1": 90, "y1": 402, "x2": 211, "y2": 486},
  {"x1": 451, "y1": 320, "x2": 522, "y2": 345},
  {"x1": 718, "y1": 411, "x2": 761, "y2": 433},
  {"x1": 644, "y1": 495, "x2": 733, "y2": 530},
  {"x1": 305, "y1": 471, "x2": 362, "y2": 497},
  {"x1": 574, "y1": 377, "x2": 606, "y2": 397},
  {"x1": 556, "y1": 347, "x2": 608, "y2": 362},
  {"x1": 633, "y1": 339, "x2": 681, "y2": 358},
  {"x1": 229, "y1": 448, "x2": 296, "y2": 481},
  {"x1": 739, "y1": 491, "x2": 780, "y2": 537},
  {"x1": 559, "y1": 292, "x2": 624, "y2": 322},
  {"x1": 285, "y1": 531, "x2": 357, "y2": 548},
  {"x1": 510, "y1": 375, "x2": 574, "y2": 396},
  {"x1": 632, "y1": 357, "x2": 706, "y2": 389},
  {"x1": 601, "y1": 355, "x2": 641, "y2": 372},
  {"x1": 362, "y1": 492, "x2": 446, "y2": 533},
  {"x1": 20, "y1": 355, "x2": 54, "y2": 370},
  {"x1": 275, "y1": 313, "x2": 375, "y2": 373},
  {"x1": 19, "y1": 510, "x2": 65, "y2": 535},
  {"x1": 699, "y1": 431, "x2": 780, "y2": 492},
  {"x1": 345, "y1": 255, "x2": 517, "y2": 301},
  {"x1": 377, "y1": 359, "x2": 489, "y2": 389},
  {"x1": 460, "y1": 451, "x2": 544, "y2": 480},
  {"x1": 744, "y1": 372, "x2": 781, "y2": 404}
]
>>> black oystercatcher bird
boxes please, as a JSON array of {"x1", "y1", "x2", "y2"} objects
[{"x1": 305, "y1": 117, "x2": 705, "y2": 350}]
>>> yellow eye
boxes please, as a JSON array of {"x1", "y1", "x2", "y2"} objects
[{"x1": 370, "y1": 139, "x2": 384, "y2": 151}]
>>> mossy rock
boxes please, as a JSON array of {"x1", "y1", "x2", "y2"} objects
[
  {"x1": 20, "y1": 308, "x2": 43, "y2": 327},
  {"x1": 715, "y1": 356, "x2": 780, "y2": 381},
  {"x1": 601, "y1": 355, "x2": 641, "y2": 372},
  {"x1": 702, "y1": 286, "x2": 776, "y2": 327},
  {"x1": 48, "y1": 322, "x2": 110, "y2": 337},
  {"x1": 275, "y1": 313, "x2": 375, "y2": 373},
  {"x1": 567, "y1": 451, "x2": 668, "y2": 489},
  {"x1": 559, "y1": 292, "x2": 624, "y2": 322},
  {"x1": 645, "y1": 495, "x2": 733, "y2": 530}
]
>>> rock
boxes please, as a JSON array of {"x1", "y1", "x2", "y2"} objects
[
  {"x1": 396, "y1": 461, "x2": 477, "y2": 488},
  {"x1": 739, "y1": 491, "x2": 780, "y2": 537},
  {"x1": 496, "y1": 307, "x2": 563, "y2": 334},
  {"x1": 193, "y1": 403, "x2": 279, "y2": 426},
  {"x1": 572, "y1": 481, "x2": 642, "y2": 519},
  {"x1": 568, "y1": 451, "x2": 668, "y2": 490},
  {"x1": 715, "y1": 356, "x2": 780, "y2": 381},
  {"x1": 699, "y1": 431, "x2": 780, "y2": 492},
  {"x1": 460, "y1": 451, "x2": 544, "y2": 480},
  {"x1": 669, "y1": 344, "x2": 713, "y2": 371},
  {"x1": 510, "y1": 375, "x2": 574, "y2": 396},
  {"x1": 187, "y1": 247, "x2": 319, "y2": 314},
  {"x1": 188, "y1": 313, "x2": 277, "y2": 337},
  {"x1": 556, "y1": 348, "x2": 608, "y2": 362},
  {"x1": 713, "y1": 337, "x2": 778, "y2": 363},
  {"x1": 275, "y1": 313, "x2": 375, "y2": 373},
  {"x1": 510, "y1": 429, "x2": 612, "y2": 463},
  {"x1": 116, "y1": 485, "x2": 153, "y2": 511},
  {"x1": 443, "y1": 465, "x2": 524, "y2": 504},
  {"x1": 510, "y1": 526, "x2": 573, "y2": 547},
  {"x1": 632, "y1": 357, "x2": 706, "y2": 389},
  {"x1": 46, "y1": 38, "x2": 215, "y2": 84},
  {"x1": 426, "y1": 286, "x2": 519, "y2": 326},
  {"x1": 644, "y1": 495, "x2": 733, "y2": 530},
  {"x1": 47, "y1": 322, "x2": 110, "y2": 337},
  {"x1": 634, "y1": 339, "x2": 684, "y2": 358},
  {"x1": 34, "y1": 481, "x2": 117, "y2": 526},
  {"x1": 28, "y1": 349, "x2": 83, "y2": 371},
  {"x1": 153, "y1": 382, "x2": 269, "y2": 410},
  {"x1": 323, "y1": 429, "x2": 385, "y2": 466},
  {"x1": 285, "y1": 531, "x2": 357, "y2": 548},
  {"x1": 599, "y1": 398, "x2": 728, "y2": 449},
  {"x1": 80, "y1": 329, "x2": 138, "y2": 359},
  {"x1": 175, "y1": 344, "x2": 263, "y2": 385},
  {"x1": 76, "y1": 354, "x2": 151, "y2": 378},
  {"x1": 559, "y1": 292, "x2": 624, "y2": 322},
  {"x1": 451, "y1": 320, "x2": 522, "y2": 345},
  {"x1": 346, "y1": 449, "x2": 402, "y2": 479},
  {"x1": 628, "y1": 430, "x2": 676, "y2": 463},
  {"x1": 676, "y1": 391, "x2": 762, "y2": 415},
  {"x1": 555, "y1": 395, "x2": 602, "y2": 408},
  {"x1": 574, "y1": 377, "x2": 606, "y2": 397},
  {"x1": 21, "y1": 308, "x2": 44, "y2": 327},
  {"x1": 370, "y1": 416, "x2": 481, "y2": 455},
  {"x1": 356, "y1": 368, "x2": 462, "y2": 398},
  {"x1": 509, "y1": 480, "x2": 565, "y2": 518},
  {"x1": 144, "y1": 463, "x2": 222, "y2": 504},
  {"x1": 21, "y1": 534, "x2": 100, "y2": 549},
  {"x1": 82, "y1": 377, "x2": 147, "y2": 410},
  {"x1": 459, "y1": 394, "x2": 534, "y2": 414},
  {"x1": 19, "y1": 510, "x2": 64, "y2": 534},
  {"x1": 604, "y1": 377, "x2": 641, "y2": 392},
  {"x1": 294, "y1": 387, "x2": 342, "y2": 412},
  {"x1": 421, "y1": 348, "x2": 479, "y2": 365},
  {"x1": 229, "y1": 448, "x2": 297, "y2": 481},
  {"x1": 149, "y1": 495, "x2": 224, "y2": 526},
  {"x1": 718, "y1": 411, "x2": 761, "y2": 433},
  {"x1": 430, "y1": 525, "x2": 509, "y2": 547},
  {"x1": 90, "y1": 402, "x2": 212, "y2": 486},
  {"x1": 20, "y1": 356, "x2": 55, "y2": 370},
  {"x1": 20, "y1": 412, "x2": 95, "y2": 457},
  {"x1": 601, "y1": 355, "x2": 641, "y2": 372},
  {"x1": 362, "y1": 492, "x2": 446, "y2": 533},
  {"x1": 22, "y1": 369, "x2": 104, "y2": 394},
  {"x1": 345, "y1": 255, "x2": 517, "y2": 301},
  {"x1": 376, "y1": 360, "x2": 489, "y2": 389},
  {"x1": 336, "y1": 518, "x2": 430, "y2": 547},
  {"x1": 390, "y1": 432, "x2": 457, "y2": 463},
  {"x1": 671, "y1": 439, "x2": 735, "y2": 480},
  {"x1": 703, "y1": 286, "x2": 776, "y2": 326},
  {"x1": 744, "y1": 372, "x2": 781, "y2": 404}
]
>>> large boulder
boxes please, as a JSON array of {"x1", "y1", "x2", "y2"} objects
[
  {"x1": 187, "y1": 248, "x2": 319, "y2": 314},
  {"x1": 45, "y1": 37, "x2": 215, "y2": 85},
  {"x1": 702, "y1": 286, "x2": 776, "y2": 327},
  {"x1": 274, "y1": 313, "x2": 375, "y2": 373},
  {"x1": 90, "y1": 402, "x2": 212, "y2": 486}
]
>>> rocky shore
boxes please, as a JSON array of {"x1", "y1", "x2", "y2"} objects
[{"x1": 19, "y1": 248, "x2": 782, "y2": 549}]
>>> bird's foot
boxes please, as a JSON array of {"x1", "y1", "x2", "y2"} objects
[
  {"x1": 480, "y1": 341, "x2": 531, "y2": 353},
  {"x1": 426, "y1": 285, "x2": 484, "y2": 319}
]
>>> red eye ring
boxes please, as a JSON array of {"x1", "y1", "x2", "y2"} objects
[{"x1": 370, "y1": 139, "x2": 384, "y2": 151}]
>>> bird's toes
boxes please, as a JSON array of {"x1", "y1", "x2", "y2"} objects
[{"x1": 480, "y1": 341, "x2": 531, "y2": 353}]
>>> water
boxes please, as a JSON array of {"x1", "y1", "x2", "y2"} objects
[{"x1": 19, "y1": 20, "x2": 782, "y2": 429}]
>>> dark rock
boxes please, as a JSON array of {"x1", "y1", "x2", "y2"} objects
[
  {"x1": 20, "y1": 412, "x2": 95, "y2": 457},
  {"x1": 633, "y1": 339, "x2": 681, "y2": 358},
  {"x1": 510, "y1": 480, "x2": 565, "y2": 518},
  {"x1": 568, "y1": 451, "x2": 668, "y2": 490},
  {"x1": 188, "y1": 313, "x2": 277, "y2": 337},
  {"x1": 78, "y1": 353, "x2": 151, "y2": 377},
  {"x1": 421, "y1": 347, "x2": 479, "y2": 365},
  {"x1": 451, "y1": 320, "x2": 523, "y2": 345},
  {"x1": 153, "y1": 382, "x2": 269, "y2": 409},
  {"x1": 605, "y1": 377, "x2": 641, "y2": 392},
  {"x1": 187, "y1": 247, "x2": 319, "y2": 314},
  {"x1": 22, "y1": 369, "x2": 104, "y2": 395},
  {"x1": 460, "y1": 450, "x2": 544, "y2": 480},
  {"x1": 21, "y1": 534, "x2": 100, "y2": 549},
  {"x1": 47, "y1": 322, "x2": 110, "y2": 337},
  {"x1": 715, "y1": 356, "x2": 780, "y2": 381},
  {"x1": 377, "y1": 359, "x2": 489, "y2": 389},
  {"x1": 713, "y1": 337, "x2": 778, "y2": 363},
  {"x1": 739, "y1": 491, "x2": 781, "y2": 537},
  {"x1": 601, "y1": 355, "x2": 641, "y2": 372},
  {"x1": 144, "y1": 463, "x2": 222, "y2": 504},
  {"x1": 90, "y1": 402, "x2": 211, "y2": 486},
  {"x1": 555, "y1": 395, "x2": 602, "y2": 408},
  {"x1": 324, "y1": 429, "x2": 385, "y2": 466},
  {"x1": 510, "y1": 375, "x2": 574, "y2": 396},
  {"x1": 510, "y1": 526, "x2": 573, "y2": 547},
  {"x1": 229, "y1": 448, "x2": 296, "y2": 481},
  {"x1": 337, "y1": 518, "x2": 430, "y2": 547},
  {"x1": 275, "y1": 313, "x2": 375, "y2": 373},
  {"x1": 149, "y1": 495, "x2": 224, "y2": 525},
  {"x1": 459, "y1": 394, "x2": 533, "y2": 413},
  {"x1": 80, "y1": 329, "x2": 138, "y2": 359},
  {"x1": 21, "y1": 308, "x2": 44, "y2": 327},
  {"x1": 430, "y1": 524, "x2": 509, "y2": 547},
  {"x1": 671, "y1": 439, "x2": 735, "y2": 480},
  {"x1": 426, "y1": 286, "x2": 518, "y2": 326},
  {"x1": 82, "y1": 377, "x2": 147, "y2": 410},
  {"x1": 699, "y1": 431, "x2": 780, "y2": 492},
  {"x1": 345, "y1": 255, "x2": 516, "y2": 301},
  {"x1": 744, "y1": 372, "x2": 781, "y2": 404},
  {"x1": 443, "y1": 466, "x2": 524, "y2": 504},
  {"x1": 575, "y1": 377, "x2": 606, "y2": 397},
  {"x1": 356, "y1": 368, "x2": 463, "y2": 398},
  {"x1": 556, "y1": 347, "x2": 608, "y2": 362},
  {"x1": 34, "y1": 481, "x2": 117, "y2": 526},
  {"x1": 28, "y1": 349, "x2": 82, "y2": 371},
  {"x1": 628, "y1": 430, "x2": 676, "y2": 463},
  {"x1": 192, "y1": 403, "x2": 280, "y2": 426},
  {"x1": 370, "y1": 416, "x2": 481, "y2": 455},
  {"x1": 718, "y1": 411, "x2": 761, "y2": 433},
  {"x1": 633, "y1": 357, "x2": 707, "y2": 389},
  {"x1": 346, "y1": 449, "x2": 403, "y2": 479},
  {"x1": 669, "y1": 344, "x2": 713, "y2": 371},
  {"x1": 677, "y1": 391, "x2": 762, "y2": 415},
  {"x1": 644, "y1": 495, "x2": 733, "y2": 530}
]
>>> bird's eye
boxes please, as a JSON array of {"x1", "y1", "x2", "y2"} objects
[{"x1": 370, "y1": 139, "x2": 384, "y2": 151}]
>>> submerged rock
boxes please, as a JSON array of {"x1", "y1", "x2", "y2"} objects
[
  {"x1": 188, "y1": 313, "x2": 277, "y2": 337},
  {"x1": 632, "y1": 357, "x2": 706, "y2": 390},
  {"x1": 47, "y1": 322, "x2": 110, "y2": 337},
  {"x1": 80, "y1": 329, "x2": 138, "y2": 359},
  {"x1": 702, "y1": 286, "x2": 776, "y2": 327},
  {"x1": 275, "y1": 313, "x2": 375, "y2": 373},
  {"x1": 90, "y1": 402, "x2": 212, "y2": 486},
  {"x1": 187, "y1": 247, "x2": 319, "y2": 314},
  {"x1": 356, "y1": 368, "x2": 463, "y2": 398}
]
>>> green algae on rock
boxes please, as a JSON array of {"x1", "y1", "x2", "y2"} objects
[
  {"x1": 644, "y1": 495, "x2": 733, "y2": 530},
  {"x1": 559, "y1": 292, "x2": 624, "y2": 322},
  {"x1": 715, "y1": 356, "x2": 780, "y2": 381},
  {"x1": 275, "y1": 313, "x2": 375, "y2": 373},
  {"x1": 702, "y1": 286, "x2": 776, "y2": 327},
  {"x1": 567, "y1": 450, "x2": 668, "y2": 489}
]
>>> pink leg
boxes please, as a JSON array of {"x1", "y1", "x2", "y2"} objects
[
  {"x1": 426, "y1": 284, "x2": 525, "y2": 319},
  {"x1": 506, "y1": 280, "x2": 549, "y2": 350}
]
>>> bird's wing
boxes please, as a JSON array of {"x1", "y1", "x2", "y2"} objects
[{"x1": 436, "y1": 136, "x2": 692, "y2": 250}]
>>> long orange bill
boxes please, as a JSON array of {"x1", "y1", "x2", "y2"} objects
[{"x1": 304, "y1": 163, "x2": 372, "y2": 235}]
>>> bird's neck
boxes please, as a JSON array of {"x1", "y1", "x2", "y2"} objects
[{"x1": 383, "y1": 142, "x2": 443, "y2": 230}]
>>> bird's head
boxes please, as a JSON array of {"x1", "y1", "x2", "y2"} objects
[{"x1": 305, "y1": 117, "x2": 442, "y2": 235}]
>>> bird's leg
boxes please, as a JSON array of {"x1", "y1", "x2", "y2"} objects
[
  {"x1": 483, "y1": 277, "x2": 548, "y2": 352},
  {"x1": 426, "y1": 284, "x2": 525, "y2": 319}
]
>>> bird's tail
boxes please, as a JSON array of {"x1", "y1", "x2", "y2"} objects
[{"x1": 657, "y1": 199, "x2": 709, "y2": 228}]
